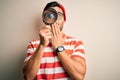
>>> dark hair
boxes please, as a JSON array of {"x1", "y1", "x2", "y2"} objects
[
  {"x1": 43, "y1": 1, "x2": 60, "y2": 11},
  {"x1": 43, "y1": 1, "x2": 66, "y2": 21}
]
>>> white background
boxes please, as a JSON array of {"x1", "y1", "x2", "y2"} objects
[{"x1": 0, "y1": 0, "x2": 120, "y2": 80}]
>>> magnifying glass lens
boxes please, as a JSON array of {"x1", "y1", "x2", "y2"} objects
[{"x1": 42, "y1": 8, "x2": 58, "y2": 25}]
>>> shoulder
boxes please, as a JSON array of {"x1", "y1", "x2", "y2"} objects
[
  {"x1": 27, "y1": 39, "x2": 40, "y2": 48},
  {"x1": 30, "y1": 39, "x2": 40, "y2": 45},
  {"x1": 65, "y1": 35, "x2": 84, "y2": 45}
]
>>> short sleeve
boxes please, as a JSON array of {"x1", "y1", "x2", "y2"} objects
[
  {"x1": 24, "y1": 42, "x2": 35, "y2": 62},
  {"x1": 71, "y1": 40, "x2": 86, "y2": 60}
]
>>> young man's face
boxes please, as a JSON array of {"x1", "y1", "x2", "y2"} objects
[{"x1": 51, "y1": 6, "x2": 65, "y2": 31}]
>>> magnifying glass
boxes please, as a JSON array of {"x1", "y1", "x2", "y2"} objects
[{"x1": 42, "y1": 8, "x2": 58, "y2": 25}]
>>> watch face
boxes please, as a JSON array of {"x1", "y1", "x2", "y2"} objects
[
  {"x1": 58, "y1": 46, "x2": 64, "y2": 51},
  {"x1": 55, "y1": 46, "x2": 65, "y2": 53}
]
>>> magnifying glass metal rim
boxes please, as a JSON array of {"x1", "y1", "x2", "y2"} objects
[{"x1": 42, "y1": 8, "x2": 58, "y2": 25}]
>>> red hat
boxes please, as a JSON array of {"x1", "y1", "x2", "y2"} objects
[{"x1": 59, "y1": 3, "x2": 66, "y2": 21}]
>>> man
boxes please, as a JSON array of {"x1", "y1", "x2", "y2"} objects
[{"x1": 23, "y1": 1, "x2": 86, "y2": 80}]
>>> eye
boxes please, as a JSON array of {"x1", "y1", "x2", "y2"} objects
[{"x1": 45, "y1": 13, "x2": 55, "y2": 18}]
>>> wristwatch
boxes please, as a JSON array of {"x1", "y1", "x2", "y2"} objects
[{"x1": 55, "y1": 46, "x2": 65, "y2": 53}]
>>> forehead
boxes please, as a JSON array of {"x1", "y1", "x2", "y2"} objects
[{"x1": 51, "y1": 6, "x2": 63, "y2": 13}]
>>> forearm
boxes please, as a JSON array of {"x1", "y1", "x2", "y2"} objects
[
  {"x1": 58, "y1": 51, "x2": 86, "y2": 80},
  {"x1": 23, "y1": 45, "x2": 45, "y2": 80}
]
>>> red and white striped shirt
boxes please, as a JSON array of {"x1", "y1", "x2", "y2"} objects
[{"x1": 24, "y1": 34, "x2": 85, "y2": 80}]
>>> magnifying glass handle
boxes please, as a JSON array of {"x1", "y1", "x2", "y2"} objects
[{"x1": 50, "y1": 24, "x2": 52, "y2": 27}]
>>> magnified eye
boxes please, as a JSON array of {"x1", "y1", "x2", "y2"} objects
[
  {"x1": 44, "y1": 12, "x2": 56, "y2": 24},
  {"x1": 45, "y1": 13, "x2": 55, "y2": 19},
  {"x1": 42, "y1": 8, "x2": 58, "y2": 25}
]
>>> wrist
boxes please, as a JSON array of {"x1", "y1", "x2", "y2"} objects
[
  {"x1": 40, "y1": 44, "x2": 46, "y2": 48},
  {"x1": 38, "y1": 44, "x2": 46, "y2": 49},
  {"x1": 34, "y1": 44, "x2": 46, "y2": 56}
]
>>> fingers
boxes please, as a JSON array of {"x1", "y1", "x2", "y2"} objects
[
  {"x1": 39, "y1": 25, "x2": 52, "y2": 40},
  {"x1": 54, "y1": 23, "x2": 60, "y2": 35},
  {"x1": 51, "y1": 23, "x2": 61, "y2": 37},
  {"x1": 40, "y1": 23, "x2": 62, "y2": 39},
  {"x1": 41, "y1": 25, "x2": 51, "y2": 31}
]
